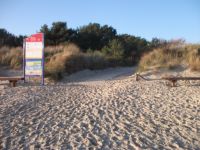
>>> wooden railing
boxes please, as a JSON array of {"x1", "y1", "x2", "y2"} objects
[{"x1": 136, "y1": 73, "x2": 200, "y2": 87}]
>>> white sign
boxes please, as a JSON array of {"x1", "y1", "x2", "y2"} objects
[{"x1": 25, "y1": 42, "x2": 43, "y2": 59}]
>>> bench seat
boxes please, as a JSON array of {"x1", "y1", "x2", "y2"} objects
[{"x1": 0, "y1": 77, "x2": 24, "y2": 87}]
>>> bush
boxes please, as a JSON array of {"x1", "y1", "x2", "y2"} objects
[
  {"x1": 102, "y1": 39, "x2": 125, "y2": 59},
  {"x1": 87, "y1": 51, "x2": 108, "y2": 69},
  {"x1": 45, "y1": 43, "x2": 109, "y2": 80},
  {"x1": 45, "y1": 44, "x2": 80, "y2": 80},
  {"x1": 45, "y1": 53, "x2": 66, "y2": 80}
]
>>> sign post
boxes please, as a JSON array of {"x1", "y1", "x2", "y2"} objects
[
  {"x1": 24, "y1": 33, "x2": 44, "y2": 85},
  {"x1": 23, "y1": 39, "x2": 25, "y2": 83}
]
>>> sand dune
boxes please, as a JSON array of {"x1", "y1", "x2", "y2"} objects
[
  {"x1": 0, "y1": 67, "x2": 200, "y2": 149},
  {"x1": 62, "y1": 67, "x2": 134, "y2": 83}
]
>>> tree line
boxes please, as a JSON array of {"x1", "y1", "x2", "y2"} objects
[
  {"x1": 0, "y1": 21, "x2": 173, "y2": 63},
  {"x1": 40, "y1": 22, "x2": 150, "y2": 60},
  {"x1": 0, "y1": 29, "x2": 24, "y2": 47}
]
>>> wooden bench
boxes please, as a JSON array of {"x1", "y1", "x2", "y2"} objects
[
  {"x1": 136, "y1": 73, "x2": 200, "y2": 86},
  {"x1": 162, "y1": 77, "x2": 200, "y2": 86},
  {"x1": 0, "y1": 77, "x2": 24, "y2": 87}
]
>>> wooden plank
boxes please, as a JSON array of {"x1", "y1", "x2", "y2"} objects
[
  {"x1": 0, "y1": 76, "x2": 24, "y2": 81},
  {"x1": 136, "y1": 73, "x2": 200, "y2": 87},
  {"x1": 162, "y1": 77, "x2": 200, "y2": 81},
  {"x1": 162, "y1": 76, "x2": 200, "y2": 87}
]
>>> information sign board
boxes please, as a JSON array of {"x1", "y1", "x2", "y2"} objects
[{"x1": 24, "y1": 33, "x2": 44, "y2": 84}]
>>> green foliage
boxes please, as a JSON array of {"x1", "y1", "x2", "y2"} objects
[
  {"x1": 76, "y1": 23, "x2": 116, "y2": 50},
  {"x1": 102, "y1": 39, "x2": 125, "y2": 59},
  {"x1": 1, "y1": 22, "x2": 150, "y2": 66},
  {"x1": 0, "y1": 29, "x2": 24, "y2": 47},
  {"x1": 150, "y1": 38, "x2": 167, "y2": 48},
  {"x1": 40, "y1": 22, "x2": 77, "y2": 46},
  {"x1": 117, "y1": 34, "x2": 149, "y2": 60}
]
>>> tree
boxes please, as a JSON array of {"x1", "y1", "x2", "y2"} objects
[
  {"x1": 0, "y1": 29, "x2": 24, "y2": 47},
  {"x1": 76, "y1": 23, "x2": 117, "y2": 51},
  {"x1": 40, "y1": 24, "x2": 51, "y2": 45},
  {"x1": 40, "y1": 22, "x2": 77, "y2": 46},
  {"x1": 117, "y1": 34, "x2": 149, "y2": 62},
  {"x1": 100, "y1": 25, "x2": 117, "y2": 47},
  {"x1": 151, "y1": 38, "x2": 167, "y2": 48},
  {"x1": 50, "y1": 22, "x2": 68, "y2": 46}
]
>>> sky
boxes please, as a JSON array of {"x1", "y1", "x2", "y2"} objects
[{"x1": 0, "y1": 0, "x2": 200, "y2": 43}]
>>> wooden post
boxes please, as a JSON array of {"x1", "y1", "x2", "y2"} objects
[
  {"x1": 9, "y1": 81, "x2": 16, "y2": 87},
  {"x1": 136, "y1": 73, "x2": 139, "y2": 81},
  {"x1": 171, "y1": 80, "x2": 177, "y2": 87}
]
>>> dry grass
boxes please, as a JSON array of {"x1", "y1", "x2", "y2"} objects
[
  {"x1": 1, "y1": 42, "x2": 199, "y2": 80},
  {"x1": 0, "y1": 44, "x2": 110, "y2": 80},
  {"x1": 45, "y1": 44, "x2": 81, "y2": 80},
  {"x1": 45, "y1": 44, "x2": 108, "y2": 80},
  {"x1": 0, "y1": 46, "x2": 23, "y2": 69},
  {"x1": 138, "y1": 44, "x2": 200, "y2": 72},
  {"x1": 186, "y1": 45, "x2": 200, "y2": 71}
]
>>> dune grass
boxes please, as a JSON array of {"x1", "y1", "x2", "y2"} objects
[
  {"x1": 1, "y1": 42, "x2": 199, "y2": 80},
  {"x1": 45, "y1": 44, "x2": 111, "y2": 80},
  {"x1": 0, "y1": 43, "x2": 125, "y2": 80},
  {"x1": 138, "y1": 44, "x2": 200, "y2": 72},
  {"x1": 0, "y1": 47, "x2": 23, "y2": 69}
]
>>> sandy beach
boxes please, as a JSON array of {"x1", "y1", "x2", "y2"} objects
[{"x1": 0, "y1": 67, "x2": 200, "y2": 149}]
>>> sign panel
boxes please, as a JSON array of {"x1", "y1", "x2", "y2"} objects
[
  {"x1": 25, "y1": 42, "x2": 43, "y2": 59},
  {"x1": 25, "y1": 33, "x2": 43, "y2": 59},
  {"x1": 24, "y1": 33, "x2": 44, "y2": 84},
  {"x1": 25, "y1": 59, "x2": 42, "y2": 76}
]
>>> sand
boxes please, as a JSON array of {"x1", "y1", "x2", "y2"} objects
[{"x1": 0, "y1": 67, "x2": 200, "y2": 149}]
